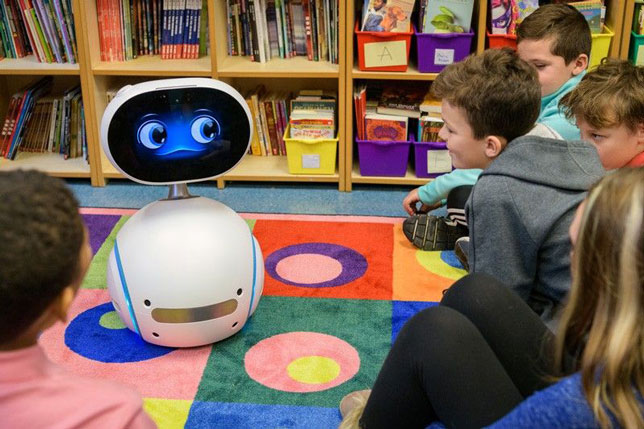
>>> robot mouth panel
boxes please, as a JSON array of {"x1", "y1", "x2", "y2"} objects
[{"x1": 151, "y1": 299, "x2": 238, "y2": 323}]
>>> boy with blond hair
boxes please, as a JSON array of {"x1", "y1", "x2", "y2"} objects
[
  {"x1": 560, "y1": 58, "x2": 644, "y2": 169},
  {"x1": 402, "y1": 3, "x2": 591, "y2": 251}
]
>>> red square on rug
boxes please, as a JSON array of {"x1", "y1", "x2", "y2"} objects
[{"x1": 253, "y1": 219, "x2": 393, "y2": 300}]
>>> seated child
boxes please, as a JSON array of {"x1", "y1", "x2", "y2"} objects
[
  {"x1": 403, "y1": 3, "x2": 590, "y2": 251},
  {"x1": 0, "y1": 170, "x2": 156, "y2": 429},
  {"x1": 340, "y1": 167, "x2": 644, "y2": 429},
  {"x1": 559, "y1": 58, "x2": 644, "y2": 169},
  {"x1": 418, "y1": 49, "x2": 603, "y2": 327}
]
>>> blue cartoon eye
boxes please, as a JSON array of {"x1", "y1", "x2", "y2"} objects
[
  {"x1": 191, "y1": 115, "x2": 219, "y2": 144},
  {"x1": 137, "y1": 120, "x2": 167, "y2": 149}
]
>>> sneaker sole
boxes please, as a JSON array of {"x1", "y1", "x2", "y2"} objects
[{"x1": 402, "y1": 214, "x2": 466, "y2": 251}]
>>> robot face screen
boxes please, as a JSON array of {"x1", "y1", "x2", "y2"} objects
[{"x1": 108, "y1": 87, "x2": 251, "y2": 183}]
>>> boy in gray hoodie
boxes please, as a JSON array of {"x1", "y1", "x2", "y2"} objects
[{"x1": 432, "y1": 48, "x2": 604, "y2": 326}]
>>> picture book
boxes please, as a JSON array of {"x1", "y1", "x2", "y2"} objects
[
  {"x1": 422, "y1": 0, "x2": 475, "y2": 34},
  {"x1": 377, "y1": 84, "x2": 427, "y2": 118},
  {"x1": 361, "y1": 0, "x2": 416, "y2": 33},
  {"x1": 419, "y1": 90, "x2": 442, "y2": 115},
  {"x1": 568, "y1": 0, "x2": 603, "y2": 34},
  {"x1": 418, "y1": 115, "x2": 444, "y2": 142},
  {"x1": 364, "y1": 113, "x2": 408, "y2": 141}
]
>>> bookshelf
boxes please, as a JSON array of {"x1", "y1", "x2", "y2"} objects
[
  {"x1": 343, "y1": 0, "x2": 626, "y2": 191},
  {"x1": 0, "y1": 1, "x2": 628, "y2": 190}
]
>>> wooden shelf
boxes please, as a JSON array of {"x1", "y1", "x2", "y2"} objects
[
  {"x1": 0, "y1": 152, "x2": 90, "y2": 177},
  {"x1": 352, "y1": 63, "x2": 439, "y2": 80},
  {"x1": 221, "y1": 155, "x2": 340, "y2": 183},
  {"x1": 351, "y1": 161, "x2": 428, "y2": 186},
  {"x1": 217, "y1": 56, "x2": 340, "y2": 78},
  {"x1": 92, "y1": 56, "x2": 212, "y2": 76},
  {"x1": 0, "y1": 56, "x2": 80, "y2": 75}
]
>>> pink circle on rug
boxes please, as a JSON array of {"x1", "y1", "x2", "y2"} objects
[
  {"x1": 275, "y1": 254, "x2": 343, "y2": 284},
  {"x1": 244, "y1": 332, "x2": 360, "y2": 393}
]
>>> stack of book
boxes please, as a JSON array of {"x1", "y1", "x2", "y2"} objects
[
  {"x1": 97, "y1": 0, "x2": 208, "y2": 61},
  {"x1": 1, "y1": 80, "x2": 86, "y2": 160},
  {"x1": 417, "y1": 90, "x2": 444, "y2": 142},
  {"x1": 288, "y1": 89, "x2": 335, "y2": 139},
  {"x1": 0, "y1": 0, "x2": 78, "y2": 63},
  {"x1": 243, "y1": 85, "x2": 293, "y2": 156},
  {"x1": 226, "y1": 0, "x2": 339, "y2": 64}
]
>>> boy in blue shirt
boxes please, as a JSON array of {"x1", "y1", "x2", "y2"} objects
[{"x1": 403, "y1": 3, "x2": 590, "y2": 252}]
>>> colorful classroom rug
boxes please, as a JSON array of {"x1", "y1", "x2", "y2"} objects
[{"x1": 39, "y1": 208, "x2": 466, "y2": 429}]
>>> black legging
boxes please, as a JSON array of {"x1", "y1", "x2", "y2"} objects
[{"x1": 360, "y1": 273, "x2": 556, "y2": 429}]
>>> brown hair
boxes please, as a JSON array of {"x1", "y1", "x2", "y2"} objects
[
  {"x1": 0, "y1": 170, "x2": 85, "y2": 344},
  {"x1": 560, "y1": 58, "x2": 644, "y2": 131},
  {"x1": 431, "y1": 48, "x2": 540, "y2": 142},
  {"x1": 517, "y1": 4, "x2": 591, "y2": 64},
  {"x1": 555, "y1": 168, "x2": 644, "y2": 429}
]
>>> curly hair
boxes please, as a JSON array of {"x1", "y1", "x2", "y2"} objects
[
  {"x1": 517, "y1": 3, "x2": 591, "y2": 64},
  {"x1": 0, "y1": 170, "x2": 84, "y2": 344},
  {"x1": 560, "y1": 58, "x2": 644, "y2": 132},
  {"x1": 431, "y1": 48, "x2": 540, "y2": 142}
]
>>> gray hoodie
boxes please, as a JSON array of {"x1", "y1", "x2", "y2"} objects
[{"x1": 466, "y1": 131, "x2": 604, "y2": 328}]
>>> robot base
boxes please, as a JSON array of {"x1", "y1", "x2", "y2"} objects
[{"x1": 107, "y1": 195, "x2": 264, "y2": 347}]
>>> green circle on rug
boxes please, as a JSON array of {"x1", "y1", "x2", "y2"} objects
[
  {"x1": 99, "y1": 310, "x2": 127, "y2": 329},
  {"x1": 287, "y1": 356, "x2": 341, "y2": 384}
]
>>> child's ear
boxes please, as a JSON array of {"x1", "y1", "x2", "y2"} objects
[
  {"x1": 571, "y1": 54, "x2": 589, "y2": 76},
  {"x1": 52, "y1": 286, "x2": 76, "y2": 323},
  {"x1": 484, "y1": 136, "x2": 506, "y2": 159}
]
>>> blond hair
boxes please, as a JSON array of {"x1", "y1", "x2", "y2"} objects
[
  {"x1": 555, "y1": 168, "x2": 644, "y2": 428},
  {"x1": 560, "y1": 59, "x2": 644, "y2": 132}
]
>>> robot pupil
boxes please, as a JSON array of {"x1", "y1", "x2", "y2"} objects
[
  {"x1": 152, "y1": 126, "x2": 167, "y2": 143},
  {"x1": 202, "y1": 121, "x2": 216, "y2": 138}
]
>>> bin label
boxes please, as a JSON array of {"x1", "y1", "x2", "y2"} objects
[
  {"x1": 364, "y1": 41, "x2": 407, "y2": 67},
  {"x1": 427, "y1": 150, "x2": 453, "y2": 174},
  {"x1": 434, "y1": 49, "x2": 455, "y2": 65},
  {"x1": 302, "y1": 154, "x2": 321, "y2": 169}
]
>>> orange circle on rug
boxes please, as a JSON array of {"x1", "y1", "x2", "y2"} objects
[
  {"x1": 276, "y1": 254, "x2": 343, "y2": 284},
  {"x1": 244, "y1": 332, "x2": 360, "y2": 393}
]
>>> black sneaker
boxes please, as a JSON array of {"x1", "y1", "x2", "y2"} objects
[
  {"x1": 454, "y1": 236, "x2": 470, "y2": 271},
  {"x1": 402, "y1": 214, "x2": 468, "y2": 251}
]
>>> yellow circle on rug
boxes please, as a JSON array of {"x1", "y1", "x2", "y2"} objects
[
  {"x1": 415, "y1": 251, "x2": 466, "y2": 280},
  {"x1": 99, "y1": 310, "x2": 127, "y2": 329},
  {"x1": 287, "y1": 356, "x2": 341, "y2": 384}
]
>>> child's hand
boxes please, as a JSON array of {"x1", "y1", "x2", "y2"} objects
[{"x1": 403, "y1": 188, "x2": 442, "y2": 215}]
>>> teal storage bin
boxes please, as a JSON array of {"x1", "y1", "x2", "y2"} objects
[{"x1": 630, "y1": 32, "x2": 644, "y2": 65}]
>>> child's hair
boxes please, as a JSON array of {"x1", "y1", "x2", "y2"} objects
[
  {"x1": 560, "y1": 58, "x2": 644, "y2": 131},
  {"x1": 555, "y1": 168, "x2": 644, "y2": 429},
  {"x1": 431, "y1": 48, "x2": 540, "y2": 143},
  {"x1": 0, "y1": 170, "x2": 85, "y2": 344},
  {"x1": 517, "y1": 4, "x2": 591, "y2": 64}
]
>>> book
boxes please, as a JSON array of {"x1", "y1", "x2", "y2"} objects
[
  {"x1": 364, "y1": 112, "x2": 408, "y2": 141},
  {"x1": 419, "y1": 90, "x2": 442, "y2": 115},
  {"x1": 377, "y1": 84, "x2": 427, "y2": 119},
  {"x1": 422, "y1": 0, "x2": 474, "y2": 34},
  {"x1": 418, "y1": 115, "x2": 444, "y2": 142},
  {"x1": 362, "y1": 0, "x2": 415, "y2": 33},
  {"x1": 568, "y1": 0, "x2": 603, "y2": 34}
]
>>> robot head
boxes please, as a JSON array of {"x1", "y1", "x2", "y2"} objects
[{"x1": 100, "y1": 78, "x2": 252, "y2": 185}]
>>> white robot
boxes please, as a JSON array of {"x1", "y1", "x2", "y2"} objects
[{"x1": 100, "y1": 78, "x2": 264, "y2": 347}]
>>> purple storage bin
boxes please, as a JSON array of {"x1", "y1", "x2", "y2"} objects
[
  {"x1": 416, "y1": 31, "x2": 474, "y2": 73},
  {"x1": 357, "y1": 136, "x2": 412, "y2": 177},
  {"x1": 414, "y1": 140, "x2": 453, "y2": 178}
]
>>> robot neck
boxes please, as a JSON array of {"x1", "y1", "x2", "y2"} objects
[{"x1": 166, "y1": 183, "x2": 193, "y2": 200}]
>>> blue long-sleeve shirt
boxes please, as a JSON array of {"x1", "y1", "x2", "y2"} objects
[{"x1": 538, "y1": 72, "x2": 585, "y2": 141}]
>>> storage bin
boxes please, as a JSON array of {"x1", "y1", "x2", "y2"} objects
[
  {"x1": 356, "y1": 135, "x2": 412, "y2": 177},
  {"x1": 589, "y1": 26, "x2": 614, "y2": 69},
  {"x1": 283, "y1": 125, "x2": 338, "y2": 175},
  {"x1": 416, "y1": 31, "x2": 474, "y2": 73},
  {"x1": 413, "y1": 140, "x2": 453, "y2": 178},
  {"x1": 355, "y1": 22, "x2": 414, "y2": 72},
  {"x1": 629, "y1": 32, "x2": 644, "y2": 66},
  {"x1": 487, "y1": 32, "x2": 517, "y2": 50}
]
